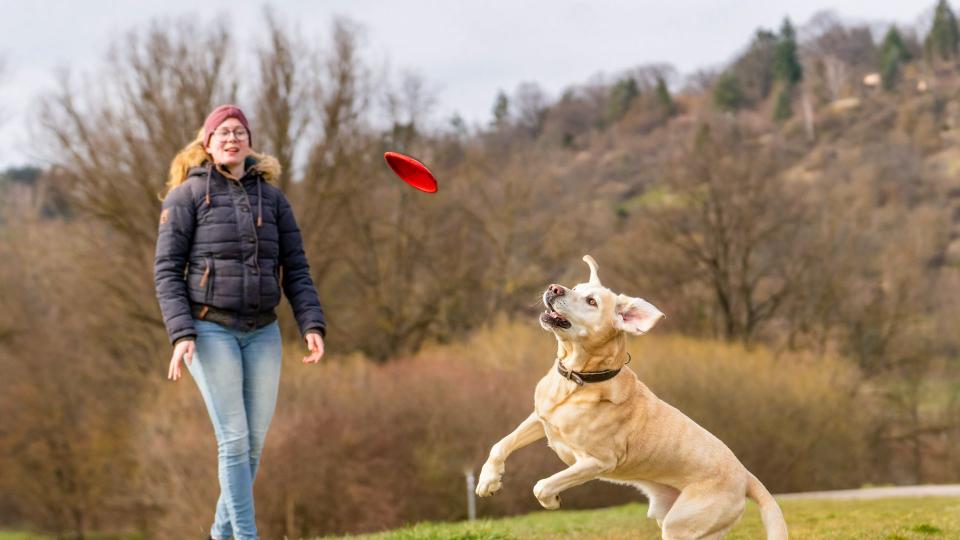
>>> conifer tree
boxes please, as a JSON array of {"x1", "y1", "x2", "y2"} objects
[
  {"x1": 772, "y1": 18, "x2": 803, "y2": 86},
  {"x1": 605, "y1": 77, "x2": 639, "y2": 124},
  {"x1": 770, "y1": 18, "x2": 803, "y2": 122},
  {"x1": 713, "y1": 72, "x2": 744, "y2": 111},
  {"x1": 492, "y1": 90, "x2": 510, "y2": 125},
  {"x1": 880, "y1": 26, "x2": 912, "y2": 90},
  {"x1": 925, "y1": 0, "x2": 960, "y2": 63},
  {"x1": 655, "y1": 75, "x2": 676, "y2": 116},
  {"x1": 732, "y1": 29, "x2": 778, "y2": 104}
]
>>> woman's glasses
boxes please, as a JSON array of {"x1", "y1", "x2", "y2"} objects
[{"x1": 213, "y1": 128, "x2": 249, "y2": 141}]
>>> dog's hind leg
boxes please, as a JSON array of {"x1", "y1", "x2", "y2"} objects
[
  {"x1": 634, "y1": 481, "x2": 680, "y2": 529},
  {"x1": 661, "y1": 484, "x2": 745, "y2": 540},
  {"x1": 476, "y1": 412, "x2": 545, "y2": 497}
]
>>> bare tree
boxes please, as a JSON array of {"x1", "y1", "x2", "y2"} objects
[
  {"x1": 254, "y1": 8, "x2": 313, "y2": 193},
  {"x1": 382, "y1": 69, "x2": 438, "y2": 149},
  {"x1": 513, "y1": 81, "x2": 548, "y2": 136},
  {"x1": 801, "y1": 11, "x2": 878, "y2": 72},
  {"x1": 37, "y1": 20, "x2": 235, "y2": 328},
  {"x1": 818, "y1": 55, "x2": 849, "y2": 101},
  {"x1": 624, "y1": 63, "x2": 679, "y2": 92},
  {"x1": 297, "y1": 16, "x2": 372, "y2": 263},
  {"x1": 632, "y1": 120, "x2": 810, "y2": 345},
  {"x1": 685, "y1": 68, "x2": 720, "y2": 93}
]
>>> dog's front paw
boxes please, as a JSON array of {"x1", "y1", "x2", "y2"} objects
[
  {"x1": 533, "y1": 479, "x2": 561, "y2": 510},
  {"x1": 476, "y1": 462, "x2": 503, "y2": 497}
]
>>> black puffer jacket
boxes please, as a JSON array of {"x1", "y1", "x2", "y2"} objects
[{"x1": 154, "y1": 156, "x2": 325, "y2": 344}]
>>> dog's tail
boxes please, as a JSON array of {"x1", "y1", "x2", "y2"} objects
[{"x1": 746, "y1": 472, "x2": 788, "y2": 540}]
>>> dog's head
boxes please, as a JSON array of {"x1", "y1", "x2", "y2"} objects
[{"x1": 540, "y1": 255, "x2": 664, "y2": 345}]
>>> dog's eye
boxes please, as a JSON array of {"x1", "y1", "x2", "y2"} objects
[{"x1": 586, "y1": 297, "x2": 597, "y2": 307}]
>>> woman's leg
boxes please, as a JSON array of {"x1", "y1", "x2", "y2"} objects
[
  {"x1": 189, "y1": 320, "x2": 259, "y2": 540},
  {"x1": 210, "y1": 321, "x2": 282, "y2": 539},
  {"x1": 239, "y1": 322, "x2": 283, "y2": 482}
]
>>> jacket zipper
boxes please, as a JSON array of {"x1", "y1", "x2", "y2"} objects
[{"x1": 234, "y1": 177, "x2": 261, "y2": 292}]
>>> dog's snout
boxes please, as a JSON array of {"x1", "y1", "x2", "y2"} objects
[{"x1": 548, "y1": 284, "x2": 565, "y2": 297}]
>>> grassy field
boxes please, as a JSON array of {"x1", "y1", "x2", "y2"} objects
[
  {"x1": 0, "y1": 533, "x2": 140, "y2": 540},
  {"x1": 320, "y1": 497, "x2": 960, "y2": 540},
  {"x1": 3, "y1": 497, "x2": 957, "y2": 540}
]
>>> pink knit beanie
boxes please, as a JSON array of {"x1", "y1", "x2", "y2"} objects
[{"x1": 203, "y1": 104, "x2": 252, "y2": 147}]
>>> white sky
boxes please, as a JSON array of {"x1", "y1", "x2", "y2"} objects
[{"x1": 0, "y1": 0, "x2": 931, "y2": 168}]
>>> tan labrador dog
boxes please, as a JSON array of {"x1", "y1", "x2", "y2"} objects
[{"x1": 476, "y1": 256, "x2": 788, "y2": 540}]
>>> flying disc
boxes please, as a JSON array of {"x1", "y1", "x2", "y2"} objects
[{"x1": 384, "y1": 152, "x2": 438, "y2": 193}]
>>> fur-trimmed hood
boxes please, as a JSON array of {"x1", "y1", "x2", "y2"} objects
[
  {"x1": 173, "y1": 150, "x2": 282, "y2": 185},
  {"x1": 184, "y1": 154, "x2": 281, "y2": 182},
  {"x1": 168, "y1": 149, "x2": 283, "y2": 229},
  {"x1": 167, "y1": 128, "x2": 282, "y2": 189}
]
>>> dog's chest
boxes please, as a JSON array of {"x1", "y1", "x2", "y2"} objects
[
  {"x1": 535, "y1": 390, "x2": 596, "y2": 464},
  {"x1": 538, "y1": 416, "x2": 578, "y2": 465},
  {"x1": 534, "y1": 373, "x2": 633, "y2": 464}
]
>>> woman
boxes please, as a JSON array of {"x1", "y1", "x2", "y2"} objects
[{"x1": 155, "y1": 104, "x2": 325, "y2": 540}]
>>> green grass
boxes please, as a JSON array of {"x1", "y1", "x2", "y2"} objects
[
  {"x1": 0, "y1": 533, "x2": 48, "y2": 540},
  {"x1": 616, "y1": 186, "x2": 683, "y2": 216},
  {"x1": 5, "y1": 498, "x2": 957, "y2": 540},
  {"x1": 0, "y1": 532, "x2": 139, "y2": 540},
  {"x1": 319, "y1": 497, "x2": 960, "y2": 540}
]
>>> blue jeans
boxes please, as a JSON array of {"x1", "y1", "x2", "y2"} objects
[{"x1": 188, "y1": 319, "x2": 282, "y2": 540}]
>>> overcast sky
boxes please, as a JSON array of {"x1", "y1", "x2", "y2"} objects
[{"x1": 0, "y1": 0, "x2": 931, "y2": 168}]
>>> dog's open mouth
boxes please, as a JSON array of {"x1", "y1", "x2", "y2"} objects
[{"x1": 540, "y1": 310, "x2": 572, "y2": 329}]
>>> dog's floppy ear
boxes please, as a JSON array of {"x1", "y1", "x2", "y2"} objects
[{"x1": 615, "y1": 294, "x2": 665, "y2": 335}]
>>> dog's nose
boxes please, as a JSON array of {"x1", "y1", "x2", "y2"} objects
[{"x1": 548, "y1": 284, "x2": 565, "y2": 297}]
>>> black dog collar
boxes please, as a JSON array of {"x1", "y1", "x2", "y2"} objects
[{"x1": 556, "y1": 353, "x2": 631, "y2": 386}]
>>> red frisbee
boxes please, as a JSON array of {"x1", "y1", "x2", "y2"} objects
[{"x1": 384, "y1": 152, "x2": 438, "y2": 193}]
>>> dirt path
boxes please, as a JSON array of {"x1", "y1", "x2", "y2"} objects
[{"x1": 776, "y1": 484, "x2": 960, "y2": 501}]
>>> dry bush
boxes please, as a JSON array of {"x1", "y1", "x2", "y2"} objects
[
  {"x1": 632, "y1": 335, "x2": 873, "y2": 493},
  {"x1": 253, "y1": 318, "x2": 572, "y2": 537},
  {"x1": 0, "y1": 218, "x2": 144, "y2": 538},
  {"x1": 894, "y1": 93, "x2": 943, "y2": 155},
  {"x1": 133, "y1": 377, "x2": 220, "y2": 539}
]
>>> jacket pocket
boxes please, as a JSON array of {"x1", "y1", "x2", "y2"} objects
[
  {"x1": 264, "y1": 259, "x2": 281, "y2": 306},
  {"x1": 200, "y1": 256, "x2": 214, "y2": 304}
]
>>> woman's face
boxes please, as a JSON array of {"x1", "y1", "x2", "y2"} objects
[{"x1": 205, "y1": 117, "x2": 251, "y2": 169}]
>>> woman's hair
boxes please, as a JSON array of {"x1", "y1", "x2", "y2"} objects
[{"x1": 164, "y1": 129, "x2": 211, "y2": 197}]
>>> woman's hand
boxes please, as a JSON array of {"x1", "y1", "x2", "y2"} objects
[
  {"x1": 303, "y1": 333, "x2": 325, "y2": 364},
  {"x1": 168, "y1": 339, "x2": 195, "y2": 381}
]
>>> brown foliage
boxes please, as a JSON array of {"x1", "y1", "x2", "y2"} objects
[
  {"x1": 612, "y1": 118, "x2": 812, "y2": 345},
  {"x1": 0, "y1": 216, "x2": 146, "y2": 537},
  {"x1": 634, "y1": 336, "x2": 873, "y2": 492}
]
